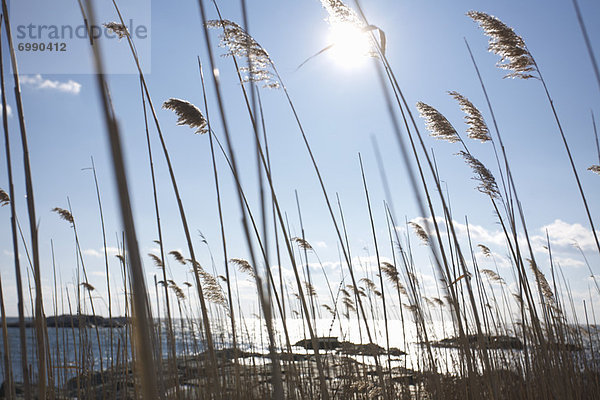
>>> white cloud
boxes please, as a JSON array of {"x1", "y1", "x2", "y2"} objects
[
  {"x1": 539, "y1": 219, "x2": 599, "y2": 250},
  {"x1": 83, "y1": 249, "x2": 101, "y2": 257},
  {"x1": 20, "y1": 74, "x2": 81, "y2": 94},
  {"x1": 552, "y1": 256, "x2": 585, "y2": 269},
  {"x1": 103, "y1": 246, "x2": 120, "y2": 255},
  {"x1": 410, "y1": 216, "x2": 507, "y2": 247}
]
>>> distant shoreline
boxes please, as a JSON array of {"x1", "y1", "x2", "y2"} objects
[{"x1": 4, "y1": 314, "x2": 129, "y2": 328}]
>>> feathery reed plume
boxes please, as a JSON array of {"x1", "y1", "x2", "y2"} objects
[
  {"x1": 348, "y1": 284, "x2": 366, "y2": 297},
  {"x1": 52, "y1": 207, "x2": 74, "y2": 224},
  {"x1": 169, "y1": 250, "x2": 187, "y2": 265},
  {"x1": 478, "y1": 244, "x2": 492, "y2": 257},
  {"x1": 183, "y1": 282, "x2": 192, "y2": 287},
  {"x1": 424, "y1": 297, "x2": 435, "y2": 308},
  {"x1": 321, "y1": 0, "x2": 362, "y2": 26},
  {"x1": 360, "y1": 277, "x2": 378, "y2": 293},
  {"x1": 467, "y1": 11, "x2": 538, "y2": 79},
  {"x1": 416, "y1": 101, "x2": 460, "y2": 143},
  {"x1": 186, "y1": 258, "x2": 228, "y2": 308},
  {"x1": 80, "y1": 282, "x2": 95, "y2": 291},
  {"x1": 0, "y1": 188, "x2": 9, "y2": 206},
  {"x1": 403, "y1": 303, "x2": 418, "y2": 312},
  {"x1": 229, "y1": 258, "x2": 255, "y2": 279},
  {"x1": 206, "y1": 19, "x2": 280, "y2": 88},
  {"x1": 456, "y1": 150, "x2": 501, "y2": 198},
  {"x1": 148, "y1": 253, "x2": 163, "y2": 269},
  {"x1": 432, "y1": 297, "x2": 445, "y2": 306},
  {"x1": 200, "y1": 270, "x2": 228, "y2": 309},
  {"x1": 481, "y1": 269, "x2": 505, "y2": 284},
  {"x1": 103, "y1": 22, "x2": 128, "y2": 39},
  {"x1": 588, "y1": 165, "x2": 600, "y2": 175},
  {"x1": 292, "y1": 237, "x2": 313, "y2": 251},
  {"x1": 409, "y1": 221, "x2": 429, "y2": 245},
  {"x1": 380, "y1": 262, "x2": 407, "y2": 294},
  {"x1": 162, "y1": 98, "x2": 208, "y2": 134},
  {"x1": 322, "y1": 304, "x2": 335, "y2": 315},
  {"x1": 170, "y1": 285, "x2": 185, "y2": 300},
  {"x1": 512, "y1": 293, "x2": 524, "y2": 306},
  {"x1": 342, "y1": 296, "x2": 356, "y2": 313},
  {"x1": 448, "y1": 91, "x2": 491, "y2": 142},
  {"x1": 527, "y1": 258, "x2": 555, "y2": 303},
  {"x1": 305, "y1": 281, "x2": 317, "y2": 298}
]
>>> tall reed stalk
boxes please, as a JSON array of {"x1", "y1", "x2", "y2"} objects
[{"x1": 1, "y1": 4, "x2": 46, "y2": 396}]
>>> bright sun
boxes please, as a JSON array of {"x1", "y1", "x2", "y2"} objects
[{"x1": 328, "y1": 22, "x2": 372, "y2": 68}]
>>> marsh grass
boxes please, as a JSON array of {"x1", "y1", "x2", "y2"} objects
[{"x1": 0, "y1": 0, "x2": 599, "y2": 399}]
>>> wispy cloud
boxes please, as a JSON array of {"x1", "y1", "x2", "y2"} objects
[
  {"x1": 83, "y1": 249, "x2": 101, "y2": 258},
  {"x1": 20, "y1": 74, "x2": 81, "y2": 94},
  {"x1": 0, "y1": 91, "x2": 12, "y2": 116},
  {"x1": 540, "y1": 219, "x2": 599, "y2": 251}
]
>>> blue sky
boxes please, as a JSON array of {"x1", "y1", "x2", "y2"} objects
[{"x1": 1, "y1": 0, "x2": 599, "y2": 320}]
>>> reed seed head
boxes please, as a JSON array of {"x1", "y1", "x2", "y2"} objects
[
  {"x1": 467, "y1": 11, "x2": 538, "y2": 79},
  {"x1": 52, "y1": 207, "x2": 74, "y2": 225},
  {"x1": 206, "y1": 19, "x2": 280, "y2": 89},
  {"x1": 292, "y1": 237, "x2": 313, "y2": 251},
  {"x1": 588, "y1": 165, "x2": 600, "y2": 175},
  {"x1": 169, "y1": 250, "x2": 187, "y2": 265},
  {"x1": 409, "y1": 221, "x2": 429, "y2": 245},
  {"x1": 456, "y1": 150, "x2": 501, "y2": 198},
  {"x1": 360, "y1": 277, "x2": 378, "y2": 293},
  {"x1": 162, "y1": 98, "x2": 208, "y2": 134},
  {"x1": 148, "y1": 253, "x2": 163, "y2": 269},
  {"x1": 103, "y1": 22, "x2": 128, "y2": 39},
  {"x1": 481, "y1": 269, "x2": 505, "y2": 284},
  {"x1": 80, "y1": 282, "x2": 95, "y2": 291},
  {"x1": 527, "y1": 258, "x2": 556, "y2": 305},
  {"x1": 171, "y1": 285, "x2": 186, "y2": 300},
  {"x1": 478, "y1": 244, "x2": 492, "y2": 257},
  {"x1": 448, "y1": 91, "x2": 491, "y2": 142},
  {"x1": 199, "y1": 269, "x2": 229, "y2": 310},
  {"x1": 305, "y1": 281, "x2": 317, "y2": 297},
  {"x1": 0, "y1": 189, "x2": 10, "y2": 206},
  {"x1": 229, "y1": 258, "x2": 255, "y2": 279},
  {"x1": 416, "y1": 102, "x2": 460, "y2": 143},
  {"x1": 381, "y1": 262, "x2": 407, "y2": 295},
  {"x1": 321, "y1": 0, "x2": 363, "y2": 26}
]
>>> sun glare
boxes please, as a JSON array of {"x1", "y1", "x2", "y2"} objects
[{"x1": 328, "y1": 22, "x2": 372, "y2": 68}]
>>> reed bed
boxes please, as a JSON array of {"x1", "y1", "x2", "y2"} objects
[{"x1": 0, "y1": 0, "x2": 599, "y2": 399}]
